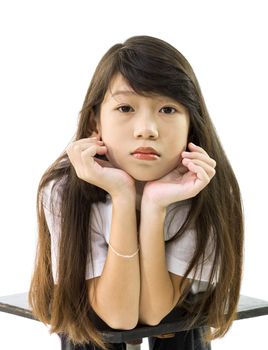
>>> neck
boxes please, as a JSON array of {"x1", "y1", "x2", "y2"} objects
[{"x1": 135, "y1": 180, "x2": 146, "y2": 211}]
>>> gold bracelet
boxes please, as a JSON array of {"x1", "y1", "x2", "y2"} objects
[{"x1": 108, "y1": 242, "x2": 140, "y2": 258}]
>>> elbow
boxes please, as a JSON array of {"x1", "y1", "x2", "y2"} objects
[
  {"x1": 89, "y1": 291, "x2": 139, "y2": 330},
  {"x1": 91, "y1": 305, "x2": 138, "y2": 330},
  {"x1": 140, "y1": 318, "x2": 161, "y2": 327},
  {"x1": 139, "y1": 306, "x2": 174, "y2": 326},
  {"x1": 138, "y1": 313, "x2": 162, "y2": 327},
  {"x1": 101, "y1": 306, "x2": 139, "y2": 330},
  {"x1": 107, "y1": 317, "x2": 138, "y2": 330}
]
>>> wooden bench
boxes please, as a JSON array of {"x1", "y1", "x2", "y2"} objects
[{"x1": 1, "y1": 292, "x2": 268, "y2": 349}]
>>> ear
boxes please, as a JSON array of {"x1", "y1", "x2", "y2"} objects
[
  {"x1": 91, "y1": 130, "x2": 101, "y2": 140},
  {"x1": 89, "y1": 117, "x2": 102, "y2": 140}
]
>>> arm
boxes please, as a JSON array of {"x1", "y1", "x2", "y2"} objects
[
  {"x1": 66, "y1": 138, "x2": 140, "y2": 329},
  {"x1": 138, "y1": 143, "x2": 216, "y2": 325},
  {"x1": 88, "y1": 193, "x2": 140, "y2": 329},
  {"x1": 138, "y1": 202, "x2": 185, "y2": 325}
]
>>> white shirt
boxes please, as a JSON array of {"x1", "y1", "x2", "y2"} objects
[{"x1": 42, "y1": 179, "x2": 217, "y2": 293}]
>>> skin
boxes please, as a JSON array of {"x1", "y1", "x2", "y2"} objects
[
  {"x1": 67, "y1": 73, "x2": 216, "y2": 209},
  {"x1": 66, "y1": 72, "x2": 217, "y2": 327}
]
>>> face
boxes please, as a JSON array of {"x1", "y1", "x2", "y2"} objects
[{"x1": 96, "y1": 73, "x2": 190, "y2": 182}]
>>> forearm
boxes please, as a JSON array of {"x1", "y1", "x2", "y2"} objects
[
  {"x1": 93, "y1": 194, "x2": 140, "y2": 329},
  {"x1": 138, "y1": 203, "x2": 175, "y2": 325}
]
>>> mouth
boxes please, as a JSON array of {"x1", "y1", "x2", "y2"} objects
[{"x1": 131, "y1": 147, "x2": 160, "y2": 161}]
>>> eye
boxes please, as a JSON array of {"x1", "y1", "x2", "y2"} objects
[
  {"x1": 117, "y1": 105, "x2": 134, "y2": 113},
  {"x1": 160, "y1": 106, "x2": 177, "y2": 114}
]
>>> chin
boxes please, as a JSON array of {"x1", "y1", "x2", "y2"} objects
[{"x1": 130, "y1": 171, "x2": 164, "y2": 182}]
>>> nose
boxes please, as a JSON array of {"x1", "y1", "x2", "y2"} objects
[{"x1": 133, "y1": 113, "x2": 159, "y2": 140}]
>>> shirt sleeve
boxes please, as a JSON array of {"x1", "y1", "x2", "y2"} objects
[
  {"x1": 164, "y1": 201, "x2": 218, "y2": 293},
  {"x1": 85, "y1": 202, "x2": 108, "y2": 280},
  {"x1": 42, "y1": 180, "x2": 61, "y2": 284},
  {"x1": 42, "y1": 180, "x2": 108, "y2": 283}
]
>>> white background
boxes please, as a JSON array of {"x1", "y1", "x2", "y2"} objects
[{"x1": 0, "y1": 0, "x2": 267, "y2": 349}]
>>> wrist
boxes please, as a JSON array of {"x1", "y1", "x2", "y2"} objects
[
  {"x1": 111, "y1": 191, "x2": 136, "y2": 206},
  {"x1": 109, "y1": 183, "x2": 136, "y2": 201},
  {"x1": 141, "y1": 197, "x2": 167, "y2": 216}
]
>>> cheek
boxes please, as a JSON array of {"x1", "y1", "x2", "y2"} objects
[
  {"x1": 100, "y1": 121, "x2": 122, "y2": 142},
  {"x1": 102, "y1": 133, "x2": 118, "y2": 150},
  {"x1": 169, "y1": 132, "x2": 188, "y2": 152},
  {"x1": 100, "y1": 133, "x2": 122, "y2": 165},
  {"x1": 174, "y1": 124, "x2": 189, "y2": 149}
]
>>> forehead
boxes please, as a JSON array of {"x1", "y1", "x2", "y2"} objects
[
  {"x1": 103, "y1": 73, "x2": 136, "y2": 103},
  {"x1": 103, "y1": 73, "x2": 181, "y2": 105}
]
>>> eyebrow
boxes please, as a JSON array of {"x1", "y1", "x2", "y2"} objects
[
  {"x1": 110, "y1": 89, "x2": 184, "y2": 108},
  {"x1": 111, "y1": 90, "x2": 137, "y2": 98}
]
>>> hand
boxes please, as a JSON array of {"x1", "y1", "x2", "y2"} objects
[
  {"x1": 142, "y1": 143, "x2": 216, "y2": 209},
  {"x1": 66, "y1": 137, "x2": 136, "y2": 198}
]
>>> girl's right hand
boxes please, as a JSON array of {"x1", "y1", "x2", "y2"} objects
[{"x1": 66, "y1": 137, "x2": 136, "y2": 198}]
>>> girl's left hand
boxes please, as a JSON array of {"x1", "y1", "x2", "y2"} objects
[{"x1": 142, "y1": 143, "x2": 216, "y2": 209}]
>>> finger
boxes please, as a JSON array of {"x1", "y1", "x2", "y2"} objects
[
  {"x1": 187, "y1": 161, "x2": 210, "y2": 184},
  {"x1": 69, "y1": 144, "x2": 107, "y2": 179},
  {"x1": 73, "y1": 137, "x2": 101, "y2": 144},
  {"x1": 66, "y1": 139, "x2": 104, "y2": 154},
  {"x1": 188, "y1": 142, "x2": 209, "y2": 155},
  {"x1": 182, "y1": 158, "x2": 216, "y2": 178},
  {"x1": 67, "y1": 144, "x2": 107, "y2": 170},
  {"x1": 187, "y1": 143, "x2": 217, "y2": 166},
  {"x1": 66, "y1": 137, "x2": 103, "y2": 149},
  {"x1": 182, "y1": 151, "x2": 216, "y2": 168},
  {"x1": 81, "y1": 144, "x2": 107, "y2": 160}
]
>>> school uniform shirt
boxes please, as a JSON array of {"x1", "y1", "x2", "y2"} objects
[{"x1": 42, "y1": 179, "x2": 217, "y2": 294}]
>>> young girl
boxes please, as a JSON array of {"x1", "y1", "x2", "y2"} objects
[{"x1": 29, "y1": 35, "x2": 244, "y2": 350}]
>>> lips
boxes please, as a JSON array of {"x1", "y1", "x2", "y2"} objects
[
  {"x1": 131, "y1": 147, "x2": 160, "y2": 161},
  {"x1": 131, "y1": 147, "x2": 160, "y2": 156}
]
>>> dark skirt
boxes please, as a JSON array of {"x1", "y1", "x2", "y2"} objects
[{"x1": 148, "y1": 327, "x2": 211, "y2": 350}]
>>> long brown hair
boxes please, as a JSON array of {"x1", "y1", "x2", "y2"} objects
[{"x1": 29, "y1": 35, "x2": 243, "y2": 349}]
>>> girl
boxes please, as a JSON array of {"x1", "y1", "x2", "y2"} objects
[{"x1": 29, "y1": 35, "x2": 244, "y2": 350}]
